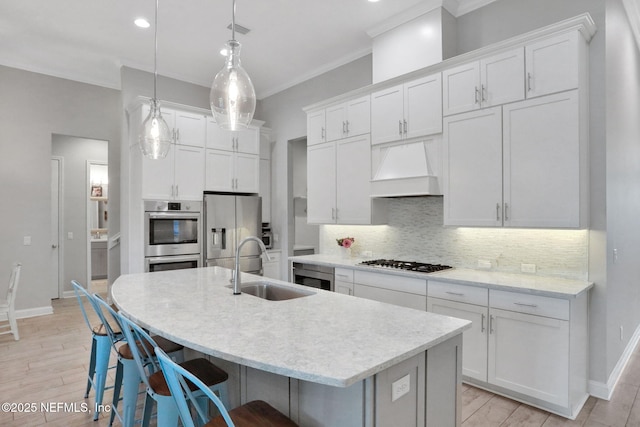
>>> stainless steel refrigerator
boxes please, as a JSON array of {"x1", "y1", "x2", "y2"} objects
[{"x1": 203, "y1": 193, "x2": 262, "y2": 273}]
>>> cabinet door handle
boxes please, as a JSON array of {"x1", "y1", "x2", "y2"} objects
[
  {"x1": 331, "y1": 208, "x2": 335, "y2": 220},
  {"x1": 514, "y1": 302, "x2": 538, "y2": 308},
  {"x1": 342, "y1": 121, "x2": 347, "y2": 135},
  {"x1": 399, "y1": 120, "x2": 403, "y2": 136},
  {"x1": 346, "y1": 120, "x2": 350, "y2": 134},
  {"x1": 490, "y1": 315, "x2": 495, "y2": 334},
  {"x1": 527, "y1": 72, "x2": 532, "y2": 92},
  {"x1": 175, "y1": 185, "x2": 179, "y2": 197},
  {"x1": 172, "y1": 129, "x2": 177, "y2": 142},
  {"x1": 496, "y1": 203, "x2": 501, "y2": 221},
  {"x1": 474, "y1": 86, "x2": 479, "y2": 104},
  {"x1": 321, "y1": 127, "x2": 325, "y2": 140},
  {"x1": 481, "y1": 313, "x2": 486, "y2": 333},
  {"x1": 445, "y1": 291, "x2": 464, "y2": 297},
  {"x1": 403, "y1": 119, "x2": 407, "y2": 135},
  {"x1": 504, "y1": 203, "x2": 509, "y2": 221},
  {"x1": 481, "y1": 84, "x2": 486, "y2": 102}
]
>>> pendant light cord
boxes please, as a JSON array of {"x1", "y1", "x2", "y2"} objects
[
  {"x1": 231, "y1": 0, "x2": 236, "y2": 41},
  {"x1": 153, "y1": 0, "x2": 159, "y2": 100}
]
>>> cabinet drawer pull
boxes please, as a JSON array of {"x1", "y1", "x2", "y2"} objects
[
  {"x1": 514, "y1": 302, "x2": 538, "y2": 308},
  {"x1": 336, "y1": 274, "x2": 350, "y2": 280},
  {"x1": 481, "y1": 313, "x2": 486, "y2": 333},
  {"x1": 445, "y1": 291, "x2": 464, "y2": 297}
]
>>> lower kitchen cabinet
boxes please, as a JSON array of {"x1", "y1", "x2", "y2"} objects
[
  {"x1": 353, "y1": 270, "x2": 427, "y2": 311},
  {"x1": 334, "y1": 267, "x2": 354, "y2": 295},
  {"x1": 428, "y1": 279, "x2": 588, "y2": 419}
]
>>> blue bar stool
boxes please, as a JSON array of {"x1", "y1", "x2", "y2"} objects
[
  {"x1": 92, "y1": 296, "x2": 184, "y2": 427},
  {"x1": 72, "y1": 280, "x2": 122, "y2": 421},
  {"x1": 118, "y1": 314, "x2": 230, "y2": 427},
  {"x1": 156, "y1": 346, "x2": 298, "y2": 427}
]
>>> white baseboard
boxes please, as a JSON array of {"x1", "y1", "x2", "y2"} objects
[
  {"x1": 63, "y1": 290, "x2": 76, "y2": 299},
  {"x1": 589, "y1": 323, "x2": 640, "y2": 400},
  {"x1": 0, "y1": 305, "x2": 53, "y2": 321}
]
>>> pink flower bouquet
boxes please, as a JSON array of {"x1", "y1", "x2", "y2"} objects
[{"x1": 336, "y1": 237, "x2": 355, "y2": 248}]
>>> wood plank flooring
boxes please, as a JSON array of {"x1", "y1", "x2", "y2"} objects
[{"x1": 1, "y1": 285, "x2": 639, "y2": 426}]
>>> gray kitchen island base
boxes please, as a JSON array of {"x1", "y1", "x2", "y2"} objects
[{"x1": 203, "y1": 334, "x2": 462, "y2": 427}]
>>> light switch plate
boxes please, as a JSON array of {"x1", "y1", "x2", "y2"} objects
[
  {"x1": 521, "y1": 263, "x2": 536, "y2": 273},
  {"x1": 477, "y1": 260, "x2": 492, "y2": 270},
  {"x1": 391, "y1": 374, "x2": 411, "y2": 402}
]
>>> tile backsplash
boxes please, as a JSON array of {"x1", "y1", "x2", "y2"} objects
[{"x1": 320, "y1": 197, "x2": 588, "y2": 280}]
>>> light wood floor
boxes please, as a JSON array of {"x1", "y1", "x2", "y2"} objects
[{"x1": 1, "y1": 285, "x2": 640, "y2": 426}]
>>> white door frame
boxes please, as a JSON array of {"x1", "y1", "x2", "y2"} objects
[{"x1": 51, "y1": 156, "x2": 64, "y2": 299}]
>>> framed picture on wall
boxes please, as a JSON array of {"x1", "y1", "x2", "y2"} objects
[{"x1": 91, "y1": 185, "x2": 103, "y2": 197}]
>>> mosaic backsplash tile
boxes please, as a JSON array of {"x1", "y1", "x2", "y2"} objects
[{"x1": 320, "y1": 197, "x2": 588, "y2": 280}]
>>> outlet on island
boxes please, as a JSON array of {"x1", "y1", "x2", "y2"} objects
[
  {"x1": 477, "y1": 260, "x2": 492, "y2": 269},
  {"x1": 391, "y1": 374, "x2": 411, "y2": 402},
  {"x1": 521, "y1": 263, "x2": 536, "y2": 273}
]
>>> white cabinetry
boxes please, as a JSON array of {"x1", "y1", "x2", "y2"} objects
[
  {"x1": 444, "y1": 90, "x2": 585, "y2": 228},
  {"x1": 442, "y1": 48, "x2": 524, "y2": 116},
  {"x1": 353, "y1": 270, "x2": 427, "y2": 311},
  {"x1": 525, "y1": 32, "x2": 582, "y2": 98},
  {"x1": 427, "y1": 282, "x2": 488, "y2": 382},
  {"x1": 306, "y1": 109, "x2": 326, "y2": 146},
  {"x1": 205, "y1": 117, "x2": 261, "y2": 193},
  {"x1": 325, "y1": 96, "x2": 370, "y2": 142},
  {"x1": 307, "y1": 134, "x2": 386, "y2": 224},
  {"x1": 334, "y1": 268, "x2": 354, "y2": 295},
  {"x1": 427, "y1": 279, "x2": 588, "y2": 419},
  {"x1": 259, "y1": 128, "x2": 272, "y2": 223},
  {"x1": 371, "y1": 73, "x2": 442, "y2": 145},
  {"x1": 137, "y1": 105, "x2": 206, "y2": 201}
]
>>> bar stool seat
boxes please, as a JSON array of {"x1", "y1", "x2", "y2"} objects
[
  {"x1": 148, "y1": 358, "x2": 229, "y2": 396},
  {"x1": 205, "y1": 400, "x2": 298, "y2": 427},
  {"x1": 117, "y1": 335, "x2": 183, "y2": 360}
]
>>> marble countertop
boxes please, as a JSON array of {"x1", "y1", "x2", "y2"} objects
[
  {"x1": 288, "y1": 254, "x2": 593, "y2": 298},
  {"x1": 111, "y1": 267, "x2": 470, "y2": 388}
]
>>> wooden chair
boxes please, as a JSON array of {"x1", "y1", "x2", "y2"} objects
[
  {"x1": 0, "y1": 262, "x2": 21, "y2": 340},
  {"x1": 117, "y1": 314, "x2": 230, "y2": 427},
  {"x1": 155, "y1": 346, "x2": 298, "y2": 427}
]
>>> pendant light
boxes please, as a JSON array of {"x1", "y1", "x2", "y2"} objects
[
  {"x1": 210, "y1": 0, "x2": 256, "y2": 131},
  {"x1": 139, "y1": 0, "x2": 172, "y2": 159}
]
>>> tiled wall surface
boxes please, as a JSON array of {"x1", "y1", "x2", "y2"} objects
[{"x1": 320, "y1": 197, "x2": 588, "y2": 280}]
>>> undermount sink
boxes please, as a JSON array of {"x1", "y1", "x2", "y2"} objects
[{"x1": 228, "y1": 281, "x2": 315, "y2": 301}]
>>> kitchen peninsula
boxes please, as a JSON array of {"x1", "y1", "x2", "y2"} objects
[{"x1": 111, "y1": 266, "x2": 471, "y2": 427}]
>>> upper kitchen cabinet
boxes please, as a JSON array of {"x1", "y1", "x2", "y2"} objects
[
  {"x1": 444, "y1": 90, "x2": 586, "y2": 228},
  {"x1": 442, "y1": 48, "x2": 524, "y2": 116},
  {"x1": 307, "y1": 134, "x2": 386, "y2": 225},
  {"x1": 371, "y1": 73, "x2": 442, "y2": 145},
  {"x1": 204, "y1": 116, "x2": 263, "y2": 194},
  {"x1": 164, "y1": 108, "x2": 207, "y2": 147},
  {"x1": 206, "y1": 117, "x2": 260, "y2": 154},
  {"x1": 325, "y1": 95, "x2": 371, "y2": 142},
  {"x1": 307, "y1": 109, "x2": 326, "y2": 146},
  {"x1": 259, "y1": 128, "x2": 273, "y2": 223},
  {"x1": 525, "y1": 31, "x2": 584, "y2": 98}
]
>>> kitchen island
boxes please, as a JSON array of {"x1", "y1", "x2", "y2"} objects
[{"x1": 111, "y1": 266, "x2": 470, "y2": 427}]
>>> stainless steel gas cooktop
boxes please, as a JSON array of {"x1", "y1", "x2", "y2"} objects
[{"x1": 358, "y1": 259, "x2": 452, "y2": 274}]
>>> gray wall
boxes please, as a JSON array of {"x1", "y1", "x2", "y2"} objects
[
  {"x1": 604, "y1": 0, "x2": 640, "y2": 383},
  {"x1": 52, "y1": 135, "x2": 108, "y2": 292},
  {"x1": 0, "y1": 65, "x2": 120, "y2": 313},
  {"x1": 255, "y1": 54, "x2": 373, "y2": 278}
]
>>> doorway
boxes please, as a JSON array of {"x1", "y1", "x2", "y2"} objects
[{"x1": 51, "y1": 134, "x2": 108, "y2": 298}]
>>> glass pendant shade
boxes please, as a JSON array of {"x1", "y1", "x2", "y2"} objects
[
  {"x1": 139, "y1": 99, "x2": 172, "y2": 159},
  {"x1": 210, "y1": 40, "x2": 256, "y2": 131}
]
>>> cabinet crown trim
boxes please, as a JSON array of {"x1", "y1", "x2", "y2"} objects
[{"x1": 302, "y1": 13, "x2": 596, "y2": 113}]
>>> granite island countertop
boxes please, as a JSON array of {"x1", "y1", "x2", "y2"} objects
[
  {"x1": 111, "y1": 266, "x2": 470, "y2": 388},
  {"x1": 289, "y1": 254, "x2": 593, "y2": 298}
]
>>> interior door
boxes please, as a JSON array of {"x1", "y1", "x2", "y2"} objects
[{"x1": 50, "y1": 158, "x2": 61, "y2": 299}]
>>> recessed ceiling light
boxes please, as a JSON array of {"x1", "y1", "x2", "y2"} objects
[
  {"x1": 134, "y1": 18, "x2": 150, "y2": 28},
  {"x1": 368, "y1": 0, "x2": 381, "y2": 2}
]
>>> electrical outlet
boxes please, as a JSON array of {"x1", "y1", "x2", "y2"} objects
[
  {"x1": 67, "y1": 232, "x2": 74, "y2": 240},
  {"x1": 613, "y1": 248, "x2": 619, "y2": 264},
  {"x1": 362, "y1": 250, "x2": 373, "y2": 258},
  {"x1": 23, "y1": 236, "x2": 32, "y2": 246},
  {"x1": 477, "y1": 260, "x2": 492, "y2": 270},
  {"x1": 521, "y1": 263, "x2": 536, "y2": 274},
  {"x1": 620, "y1": 326, "x2": 624, "y2": 341},
  {"x1": 391, "y1": 374, "x2": 411, "y2": 402}
]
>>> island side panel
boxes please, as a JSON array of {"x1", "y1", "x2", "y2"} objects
[{"x1": 426, "y1": 334, "x2": 463, "y2": 427}]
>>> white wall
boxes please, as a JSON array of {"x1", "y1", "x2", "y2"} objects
[{"x1": 0, "y1": 65, "x2": 120, "y2": 314}]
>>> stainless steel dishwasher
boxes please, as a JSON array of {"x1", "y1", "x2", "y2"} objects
[{"x1": 292, "y1": 262, "x2": 334, "y2": 291}]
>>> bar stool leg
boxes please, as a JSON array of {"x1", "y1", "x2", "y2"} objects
[
  {"x1": 85, "y1": 338, "x2": 98, "y2": 398},
  {"x1": 121, "y1": 359, "x2": 141, "y2": 427},
  {"x1": 155, "y1": 395, "x2": 179, "y2": 427},
  {"x1": 93, "y1": 334, "x2": 111, "y2": 420}
]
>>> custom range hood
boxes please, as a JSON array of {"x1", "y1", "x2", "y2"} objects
[{"x1": 368, "y1": 4, "x2": 456, "y2": 197}]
